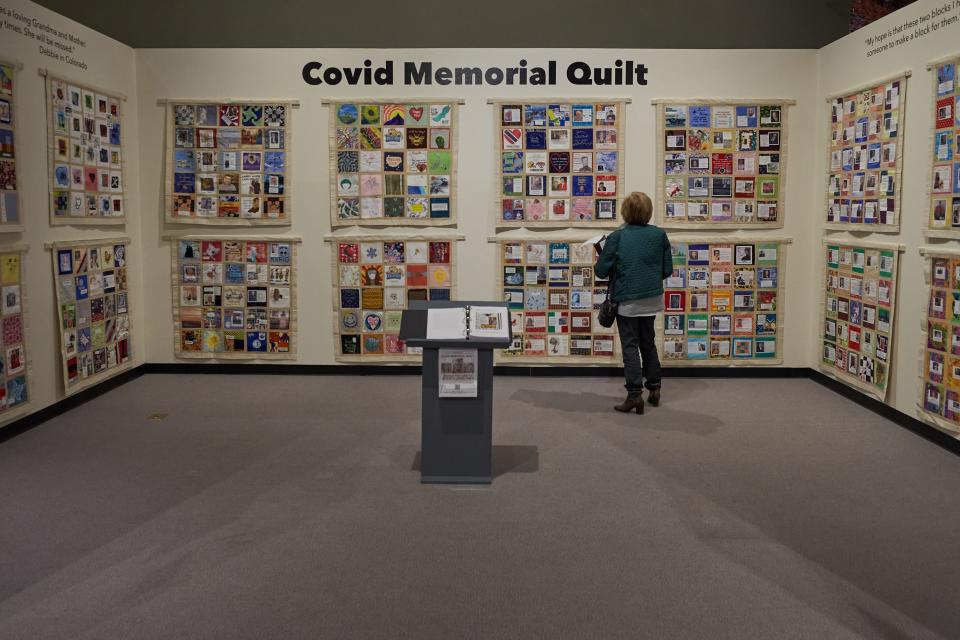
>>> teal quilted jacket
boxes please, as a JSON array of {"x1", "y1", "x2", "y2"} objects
[{"x1": 594, "y1": 224, "x2": 673, "y2": 302}]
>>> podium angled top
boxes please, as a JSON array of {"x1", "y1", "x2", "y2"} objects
[{"x1": 399, "y1": 300, "x2": 513, "y2": 349}]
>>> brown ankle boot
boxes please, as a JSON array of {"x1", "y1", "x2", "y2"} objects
[
  {"x1": 647, "y1": 389, "x2": 660, "y2": 407},
  {"x1": 614, "y1": 393, "x2": 644, "y2": 415}
]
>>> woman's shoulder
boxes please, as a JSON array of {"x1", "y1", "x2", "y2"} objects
[
  {"x1": 625, "y1": 223, "x2": 665, "y2": 236},
  {"x1": 646, "y1": 224, "x2": 669, "y2": 238}
]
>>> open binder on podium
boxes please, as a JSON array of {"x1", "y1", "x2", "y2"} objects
[{"x1": 426, "y1": 305, "x2": 511, "y2": 341}]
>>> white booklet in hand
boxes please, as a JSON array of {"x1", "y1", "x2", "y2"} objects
[
  {"x1": 580, "y1": 234, "x2": 607, "y2": 253},
  {"x1": 426, "y1": 306, "x2": 510, "y2": 340}
]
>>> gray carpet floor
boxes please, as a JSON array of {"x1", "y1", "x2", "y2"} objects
[{"x1": 0, "y1": 374, "x2": 957, "y2": 639}]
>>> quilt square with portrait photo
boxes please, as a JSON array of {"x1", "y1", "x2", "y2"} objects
[
  {"x1": 167, "y1": 102, "x2": 291, "y2": 223},
  {"x1": 48, "y1": 75, "x2": 124, "y2": 223},
  {"x1": 659, "y1": 101, "x2": 788, "y2": 228},
  {"x1": 663, "y1": 241, "x2": 784, "y2": 365},
  {"x1": 53, "y1": 241, "x2": 131, "y2": 392},
  {"x1": 828, "y1": 78, "x2": 905, "y2": 229},
  {"x1": 928, "y1": 59, "x2": 960, "y2": 236},
  {"x1": 497, "y1": 101, "x2": 624, "y2": 226},
  {"x1": 497, "y1": 239, "x2": 618, "y2": 362},
  {"x1": 174, "y1": 238, "x2": 297, "y2": 358},
  {"x1": 821, "y1": 242, "x2": 898, "y2": 400}
]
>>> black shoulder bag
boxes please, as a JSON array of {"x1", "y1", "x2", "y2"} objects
[{"x1": 597, "y1": 259, "x2": 618, "y2": 328}]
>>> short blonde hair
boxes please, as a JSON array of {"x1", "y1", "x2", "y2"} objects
[{"x1": 620, "y1": 191, "x2": 653, "y2": 225}]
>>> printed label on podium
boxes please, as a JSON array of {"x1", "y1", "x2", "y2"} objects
[{"x1": 438, "y1": 348, "x2": 478, "y2": 398}]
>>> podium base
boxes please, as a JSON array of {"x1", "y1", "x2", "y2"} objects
[{"x1": 421, "y1": 475, "x2": 491, "y2": 484}]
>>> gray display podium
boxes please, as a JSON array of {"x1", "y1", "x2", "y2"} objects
[{"x1": 399, "y1": 300, "x2": 512, "y2": 484}]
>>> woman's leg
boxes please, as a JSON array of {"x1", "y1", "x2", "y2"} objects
[
  {"x1": 615, "y1": 315, "x2": 643, "y2": 394},
  {"x1": 637, "y1": 316, "x2": 661, "y2": 391}
]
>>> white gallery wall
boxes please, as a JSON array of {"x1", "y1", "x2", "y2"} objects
[
  {"x1": 3, "y1": 0, "x2": 958, "y2": 435},
  {"x1": 817, "y1": 0, "x2": 960, "y2": 425},
  {"x1": 134, "y1": 48, "x2": 820, "y2": 368},
  {"x1": 0, "y1": 0, "x2": 144, "y2": 424}
]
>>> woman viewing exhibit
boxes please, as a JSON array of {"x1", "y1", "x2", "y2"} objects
[{"x1": 594, "y1": 192, "x2": 673, "y2": 415}]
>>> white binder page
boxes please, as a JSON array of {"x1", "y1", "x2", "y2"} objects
[{"x1": 426, "y1": 307, "x2": 468, "y2": 340}]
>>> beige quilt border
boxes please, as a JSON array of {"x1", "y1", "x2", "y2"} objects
[
  {"x1": 821, "y1": 72, "x2": 909, "y2": 234},
  {"x1": 914, "y1": 246, "x2": 960, "y2": 436},
  {"x1": 324, "y1": 233, "x2": 465, "y2": 363},
  {"x1": 815, "y1": 236, "x2": 904, "y2": 402},
  {"x1": 161, "y1": 100, "x2": 297, "y2": 227},
  {"x1": 922, "y1": 54, "x2": 960, "y2": 239},
  {"x1": 657, "y1": 236, "x2": 791, "y2": 367},
  {"x1": 652, "y1": 99, "x2": 793, "y2": 231},
  {"x1": 0, "y1": 243, "x2": 32, "y2": 426},
  {"x1": 0, "y1": 60, "x2": 25, "y2": 233},
  {"x1": 488, "y1": 98, "x2": 628, "y2": 230},
  {"x1": 168, "y1": 235, "x2": 301, "y2": 360},
  {"x1": 40, "y1": 69, "x2": 128, "y2": 227},
  {"x1": 48, "y1": 237, "x2": 136, "y2": 397},
  {"x1": 490, "y1": 235, "x2": 622, "y2": 366},
  {"x1": 325, "y1": 99, "x2": 463, "y2": 228}
]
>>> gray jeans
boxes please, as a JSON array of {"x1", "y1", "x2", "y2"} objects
[{"x1": 615, "y1": 315, "x2": 661, "y2": 394}]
